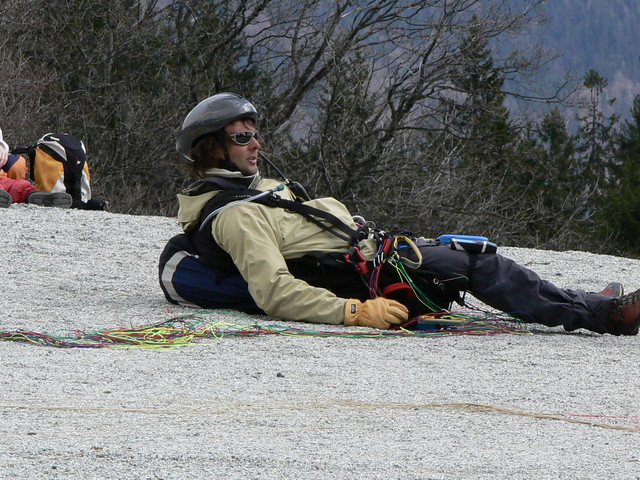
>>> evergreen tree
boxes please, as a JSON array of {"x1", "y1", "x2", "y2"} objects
[
  {"x1": 306, "y1": 51, "x2": 380, "y2": 202},
  {"x1": 618, "y1": 95, "x2": 640, "y2": 161},
  {"x1": 438, "y1": 17, "x2": 522, "y2": 242},
  {"x1": 568, "y1": 69, "x2": 621, "y2": 251},
  {"x1": 519, "y1": 108, "x2": 589, "y2": 248},
  {"x1": 605, "y1": 94, "x2": 640, "y2": 255},
  {"x1": 449, "y1": 17, "x2": 514, "y2": 168},
  {"x1": 575, "y1": 69, "x2": 619, "y2": 196},
  {"x1": 536, "y1": 108, "x2": 581, "y2": 211}
]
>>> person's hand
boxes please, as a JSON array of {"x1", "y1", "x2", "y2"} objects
[{"x1": 344, "y1": 297, "x2": 409, "y2": 329}]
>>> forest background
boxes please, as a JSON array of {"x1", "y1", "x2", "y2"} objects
[{"x1": 1, "y1": 0, "x2": 639, "y2": 256}]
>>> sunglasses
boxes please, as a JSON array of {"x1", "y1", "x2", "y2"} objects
[{"x1": 228, "y1": 131, "x2": 260, "y2": 146}]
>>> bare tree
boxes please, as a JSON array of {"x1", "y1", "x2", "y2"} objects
[
  {"x1": 0, "y1": 0, "x2": 563, "y2": 233},
  {"x1": 254, "y1": 0, "x2": 560, "y2": 235}
]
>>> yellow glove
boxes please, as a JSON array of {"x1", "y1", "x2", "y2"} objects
[{"x1": 344, "y1": 297, "x2": 409, "y2": 329}]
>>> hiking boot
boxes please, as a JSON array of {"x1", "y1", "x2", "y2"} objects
[
  {"x1": 0, "y1": 189, "x2": 11, "y2": 208},
  {"x1": 607, "y1": 288, "x2": 640, "y2": 336},
  {"x1": 598, "y1": 282, "x2": 623, "y2": 298},
  {"x1": 27, "y1": 191, "x2": 73, "y2": 208}
]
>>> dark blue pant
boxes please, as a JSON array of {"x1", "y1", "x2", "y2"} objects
[{"x1": 418, "y1": 243, "x2": 611, "y2": 333}]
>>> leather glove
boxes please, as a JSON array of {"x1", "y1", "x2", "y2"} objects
[{"x1": 344, "y1": 297, "x2": 409, "y2": 329}]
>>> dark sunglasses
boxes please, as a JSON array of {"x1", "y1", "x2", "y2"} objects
[{"x1": 228, "y1": 131, "x2": 260, "y2": 146}]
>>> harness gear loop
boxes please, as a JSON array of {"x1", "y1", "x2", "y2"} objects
[{"x1": 344, "y1": 231, "x2": 397, "y2": 298}]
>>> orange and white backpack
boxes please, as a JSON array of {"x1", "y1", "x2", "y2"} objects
[{"x1": 13, "y1": 132, "x2": 107, "y2": 210}]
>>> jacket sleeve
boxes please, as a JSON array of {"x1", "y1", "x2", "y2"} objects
[
  {"x1": 0, "y1": 128, "x2": 8, "y2": 169},
  {"x1": 213, "y1": 202, "x2": 347, "y2": 325}
]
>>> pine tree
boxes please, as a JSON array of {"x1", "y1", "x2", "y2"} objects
[
  {"x1": 449, "y1": 17, "x2": 514, "y2": 168},
  {"x1": 537, "y1": 108, "x2": 581, "y2": 209},
  {"x1": 438, "y1": 17, "x2": 523, "y2": 242},
  {"x1": 575, "y1": 69, "x2": 619, "y2": 196},
  {"x1": 519, "y1": 108, "x2": 589, "y2": 248},
  {"x1": 605, "y1": 94, "x2": 640, "y2": 254}
]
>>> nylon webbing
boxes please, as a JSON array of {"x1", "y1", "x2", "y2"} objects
[
  {"x1": 264, "y1": 196, "x2": 361, "y2": 244},
  {"x1": 195, "y1": 183, "x2": 363, "y2": 245}
]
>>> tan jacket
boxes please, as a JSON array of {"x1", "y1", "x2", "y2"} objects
[{"x1": 177, "y1": 177, "x2": 376, "y2": 324}]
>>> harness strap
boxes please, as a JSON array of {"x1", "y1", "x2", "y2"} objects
[
  {"x1": 199, "y1": 187, "x2": 283, "y2": 232},
  {"x1": 266, "y1": 195, "x2": 362, "y2": 244},
  {"x1": 195, "y1": 183, "x2": 364, "y2": 245}
]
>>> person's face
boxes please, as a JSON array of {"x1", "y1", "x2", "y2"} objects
[{"x1": 224, "y1": 119, "x2": 261, "y2": 175}]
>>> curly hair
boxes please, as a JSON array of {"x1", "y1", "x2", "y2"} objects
[
  {"x1": 187, "y1": 118, "x2": 257, "y2": 179},
  {"x1": 188, "y1": 131, "x2": 226, "y2": 179}
]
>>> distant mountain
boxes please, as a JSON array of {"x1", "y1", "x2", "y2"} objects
[{"x1": 530, "y1": 0, "x2": 639, "y2": 119}]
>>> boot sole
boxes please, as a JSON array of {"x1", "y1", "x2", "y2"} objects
[
  {"x1": 0, "y1": 190, "x2": 12, "y2": 208},
  {"x1": 28, "y1": 191, "x2": 73, "y2": 208}
]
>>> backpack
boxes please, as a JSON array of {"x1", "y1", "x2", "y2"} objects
[
  {"x1": 12, "y1": 133, "x2": 108, "y2": 210},
  {"x1": 159, "y1": 232, "x2": 263, "y2": 313}
]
